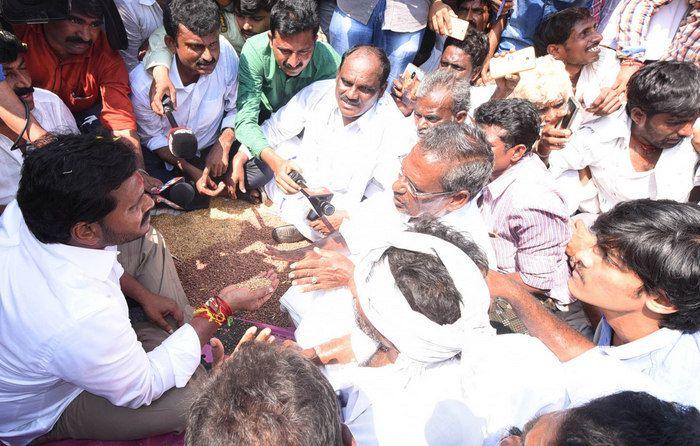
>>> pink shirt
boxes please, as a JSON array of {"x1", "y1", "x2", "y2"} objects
[{"x1": 480, "y1": 154, "x2": 573, "y2": 304}]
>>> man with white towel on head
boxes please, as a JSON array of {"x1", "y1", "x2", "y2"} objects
[{"x1": 300, "y1": 219, "x2": 493, "y2": 445}]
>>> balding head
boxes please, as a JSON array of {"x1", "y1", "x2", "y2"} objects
[{"x1": 336, "y1": 45, "x2": 390, "y2": 124}]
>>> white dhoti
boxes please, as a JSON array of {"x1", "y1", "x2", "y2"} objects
[{"x1": 280, "y1": 286, "x2": 355, "y2": 345}]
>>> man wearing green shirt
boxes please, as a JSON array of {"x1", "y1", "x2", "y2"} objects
[{"x1": 230, "y1": 0, "x2": 340, "y2": 198}]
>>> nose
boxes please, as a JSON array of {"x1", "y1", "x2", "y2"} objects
[
  {"x1": 144, "y1": 193, "x2": 155, "y2": 213},
  {"x1": 287, "y1": 52, "x2": 299, "y2": 68},
  {"x1": 201, "y1": 47, "x2": 214, "y2": 62},
  {"x1": 572, "y1": 247, "x2": 594, "y2": 269},
  {"x1": 76, "y1": 25, "x2": 91, "y2": 42},
  {"x1": 345, "y1": 85, "x2": 359, "y2": 100},
  {"x1": 16, "y1": 71, "x2": 31, "y2": 89},
  {"x1": 242, "y1": 18, "x2": 253, "y2": 31},
  {"x1": 592, "y1": 30, "x2": 603, "y2": 44},
  {"x1": 392, "y1": 177, "x2": 407, "y2": 195}
]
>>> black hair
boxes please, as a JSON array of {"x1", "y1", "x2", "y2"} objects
[
  {"x1": 340, "y1": 45, "x2": 390, "y2": 87},
  {"x1": 555, "y1": 391, "x2": 700, "y2": 446},
  {"x1": 474, "y1": 98, "x2": 541, "y2": 152},
  {"x1": 534, "y1": 7, "x2": 591, "y2": 57},
  {"x1": 0, "y1": 30, "x2": 27, "y2": 64},
  {"x1": 381, "y1": 218, "x2": 488, "y2": 326},
  {"x1": 269, "y1": 0, "x2": 319, "y2": 38},
  {"x1": 163, "y1": 0, "x2": 221, "y2": 40},
  {"x1": 625, "y1": 61, "x2": 700, "y2": 119},
  {"x1": 419, "y1": 122, "x2": 494, "y2": 198},
  {"x1": 592, "y1": 199, "x2": 700, "y2": 332},
  {"x1": 16, "y1": 134, "x2": 137, "y2": 244},
  {"x1": 186, "y1": 341, "x2": 343, "y2": 446},
  {"x1": 70, "y1": 0, "x2": 104, "y2": 19},
  {"x1": 443, "y1": 28, "x2": 489, "y2": 74},
  {"x1": 233, "y1": 0, "x2": 276, "y2": 15}
]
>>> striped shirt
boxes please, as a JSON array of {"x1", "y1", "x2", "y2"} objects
[
  {"x1": 616, "y1": 0, "x2": 699, "y2": 64},
  {"x1": 480, "y1": 154, "x2": 572, "y2": 304}
]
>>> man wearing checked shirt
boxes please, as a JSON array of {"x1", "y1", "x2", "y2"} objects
[{"x1": 229, "y1": 0, "x2": 340, "y2": 199}]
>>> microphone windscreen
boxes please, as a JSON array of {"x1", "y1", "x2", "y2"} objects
[
  {"x1": 168, "y1": 128, "x2": 198, "y2": 159},
  {"x1": 168, "y1": 182, "x2": 196, "y2": 208}
]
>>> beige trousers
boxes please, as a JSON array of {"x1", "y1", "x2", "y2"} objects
[{"x1": 34, "y1": 228, "x2": 204, "y2": 444}]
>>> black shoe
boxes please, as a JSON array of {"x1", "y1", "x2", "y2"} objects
[{"x1": 272, "y1": 225, "x2": 306, "y2": 243}]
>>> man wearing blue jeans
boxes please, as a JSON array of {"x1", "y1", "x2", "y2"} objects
[{"x1": 329, "y1": 0, "x2": 428, "y2": 85}]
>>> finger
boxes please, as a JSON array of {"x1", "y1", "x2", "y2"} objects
[
  {"x1": 172, "y1": 303, "x2": 184, "y2": 326},
  {"x1": 236, "y1": 326, "x2": 258, "y2": 351},
  {"x1": 237, "y1": 174, "x2": 246, "y2": 194},
  {"x1": 255, "y1": 327, "x2": 273, "y2": 343},
  {"x1": 290, "y1": 258, "x2": 322, "y2": 271},
  {"x1": 154, "y1": 314, "x2": 174, "y2": 334},
  {"x1": 291, "y1": 276, "x2": 319, "y2": 287},
  {"x1": 210, "y1": 337, "x2": 225, "y2": 369},
  {"x1": 169, "y1": 85, "x2": 177, "y2": 109}
]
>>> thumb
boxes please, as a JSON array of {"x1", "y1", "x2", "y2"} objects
[
  {"x1": 210, "y1": 337, "x2": 226, "y2": 370},
  {"x1": 289, "y1": 160, "x2": 303, "y2": 174},
  {"x1": 169, "y1": 86, "x2": 177, "y2": 109}
]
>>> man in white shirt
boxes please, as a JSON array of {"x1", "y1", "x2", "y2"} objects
[
  {"x1": 233, "y1": 45, "x2": 404, "y2": 242},
  {"x1": 488, "y1": 199, "x2": 700, "y2": 410},
  {"x1": 542, "y1": 61, "x2": 700, "y2": 214},
  {"x1": 305, "y1": 220, "x2": 493, "y2": 445},
  {"x1": 0, "y1": 134, "x2": 277, "y2": 444},
  {"x1": 0, "y1": 31, "x2": 79, "y2": 211},
  {"x1": 534, "y1": 7, "x2": 622, "y2": 123},
  {"x1": 273, "y1": 122, "x2": 497, "y2": 328},
  {"x1": 114, "y1": 0, "x2": 166, "y2": 71},
  {"x1": 130, "y1": 0, "x2": 239, "y2": 206}
]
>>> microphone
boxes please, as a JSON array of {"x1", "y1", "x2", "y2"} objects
[
  {"x1": 151, "y1": 177, "x2": 195, "y2": 210},
  {"x1": 162, "y1": 96, "x2": 198, "y2": 159}
]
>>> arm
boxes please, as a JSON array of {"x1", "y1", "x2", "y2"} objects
[
  {"x1": 234, "y1": 46, "x2": 272, "y2": 157},
  {"x1": 487, "y1": 271, "x2": 595, "y2": 361},
  {"x1": 0, "y1": 79, "x2": 47, "y2": 142},
  {"x1": 142, "y1": 26, "x2": 174, "y2": 72}
]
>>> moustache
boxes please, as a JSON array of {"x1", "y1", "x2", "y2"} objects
[
  {"x1": 66, "y1": 36, "x2": 92, "y2": 45},
  {"x1": 196, "y1": 58, "x2": 216, "y2": 67},
  {"x1": 14, "y1": 86, "x2": 34, "y2": 97},
  {"x1": 283, "y1": 62, "x2": 303, "y2": 71},
  {"x1": 340, "y1": 95, "x2": 360, "y2": 106}
]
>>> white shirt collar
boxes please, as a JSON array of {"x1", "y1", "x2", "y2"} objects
[
  {"x1": 596, "y1": 317, "x2": 684, "y2": 360},
  {"x1": 3, "y1": 200, "x2": 121, "y2": 283}
]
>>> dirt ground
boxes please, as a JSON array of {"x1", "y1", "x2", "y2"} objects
[{"x1": 151, "y1": 198, "x2": 307, "y2": 350}]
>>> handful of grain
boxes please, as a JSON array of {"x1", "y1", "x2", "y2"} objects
[{"x1": 237, "y1": 275, "x2": 273, "y2": 290}]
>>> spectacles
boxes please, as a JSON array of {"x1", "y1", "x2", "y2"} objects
[{"x1": 397, "y1": 162, "x2": 456, "y2": 199}]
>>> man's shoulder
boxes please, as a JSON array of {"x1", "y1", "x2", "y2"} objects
[
  {"x1": 128, "y1": 63, "x2": 152, "y2": 97},
  {"x1": 241, "y1": 32, "x2": 270, "y2": 55},
  {"x1": 31, "y1": 88, "x2": 78, "y2": 131},
  {"x1": 32, "y1": 88, "x2": 66, "y2": 108},
  {"x1": 311, "y1": 40, "x2": 341, "y2": 68}
]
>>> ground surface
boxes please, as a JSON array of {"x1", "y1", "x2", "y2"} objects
[{"x1": 151, "y1": 198, "x2": 307, "y2": 350}]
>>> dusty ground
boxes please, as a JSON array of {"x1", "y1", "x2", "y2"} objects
[{"x1": 151, "y1": 198, "x2": 307, "y2": 350}]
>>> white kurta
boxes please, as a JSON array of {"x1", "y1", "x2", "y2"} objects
[
  {"x1": 0, "y1": 88, "x2": 78, "y2": 205},
  {"x1": 257, "y1": 79, "x2": 410, "y2": 241},
  {"x1": 0, "y1": 202, "x2": 201, "y2": 446},
  {"x1": 548, "y1": 113, "x2": 699, "y2": 213},
  {"x1": 130, "y1": 36, "x2": 239, "y2": 160}
]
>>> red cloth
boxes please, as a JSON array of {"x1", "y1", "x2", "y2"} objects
[{"x1": 15, "y1": 24, "x2": 137, "y2": 131}]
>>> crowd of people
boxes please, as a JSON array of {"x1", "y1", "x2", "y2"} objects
[{"x1": 0, "y1": 0, "x2": 699, "y2": 444}]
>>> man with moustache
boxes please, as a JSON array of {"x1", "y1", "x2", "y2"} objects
[
  {"x1": 12, "y1": 0, "x2": 148, "y2": 181},
  {"x1": 130, "y1": 0, "x2": 239, "y2": 204},
  {"x1": 541, "y1": 61, "x2": 700, "y2": 214},
  {"x1": 0, "y1": 30, "x2": 79, "y2": 213},
  {"x1": 0, "y1": 134, "x2": 279, "y2": 444},
  {"x1": 230, "y1": 0, "x2": 341, "y2": 199},
  {"x1": 236, "y1": 45, "x2": 405, "y2": 243}
]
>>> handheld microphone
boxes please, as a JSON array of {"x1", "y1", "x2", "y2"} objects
[
  {"x1": 162, "y1": 96, "x2": 198, "y2": 159},
  {"x1": 151, "y1": 177, "x2": 195, "y2": 210}
]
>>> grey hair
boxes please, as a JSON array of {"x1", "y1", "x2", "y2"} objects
[
  {"x1": 418, "y1": 122, "x2": 494, "y2": 197},
  {"x1": 415, "y1": 70, "x2": 471, "y2": 116}
]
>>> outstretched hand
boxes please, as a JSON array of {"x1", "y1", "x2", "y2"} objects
[
  {"x1": 288, "y1": 247, "x2": 355, "y2": 292},
  {"x1": 218, "y1": 269, "x2": 279, "y2": 312}
]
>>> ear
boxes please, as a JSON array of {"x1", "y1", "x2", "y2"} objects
[
  {"x1": 445, "y1": 190, "x2": 470, "y2": 212},
  {"x1": 70, "y1": 221, "x2": 103, "y2": 248},
  {"x1": 630, "y1": 107, "x2": 647, "y2": 127},
  {"x1": 509, "y1": 144, "x2": 527, "y2": 163},
  {"x1": 547, "y1": 43, "x2": 564, "y2": 60},
  {"x1": 455, "y1": 110, "x2": 469, "y2": 123},
  {"x1": 164, "y1": 34, "x2": 177, "y2": 53},
  {"x1": 644, "y1": 292, "x2": 678, "y2": 316}
]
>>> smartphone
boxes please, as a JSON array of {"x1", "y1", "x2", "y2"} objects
[
  {"x1": 448, "y1": 16, "x2": 469, "y2": 40},
  {"x1": 399, "y1": 63, "x2": 424, "y2": 105},
  {"x1": 559, "y1": 98, "x2": 580, "y2": 131},
  {"x1": 157, "y1": 176, "x2": 184, "y2": 194},
  {"x1": 489, "y1": 46, "x2": 537, "y2": 79}
]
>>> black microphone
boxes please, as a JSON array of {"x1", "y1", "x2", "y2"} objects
[{"x1": 162, "y1": 96, "x2": 198, "y2": 159}]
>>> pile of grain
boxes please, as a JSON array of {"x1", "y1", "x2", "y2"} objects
[{"x1": 151, "y1": 198, "x2": 307, "y2": 348}]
